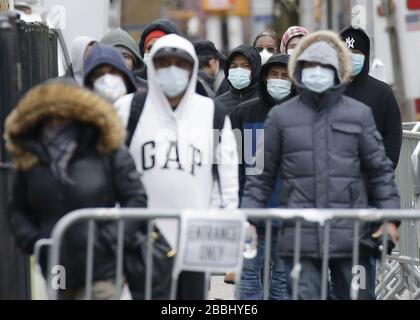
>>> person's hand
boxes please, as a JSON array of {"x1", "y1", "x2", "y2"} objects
[{"x1": 372, "y1": 222, "x2": 399, "y2": 244}]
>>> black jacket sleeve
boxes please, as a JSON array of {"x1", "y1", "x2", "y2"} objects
[
  {"x1": 359, "y1": 109, "x2": 400, "y2": 210},
  {"x1": 100, "y1": 146, "x2": 148, "y2": 250},
  {"x1": 112, "y1": 146, "x2": 148, "y2": 209},
  {"x1": 240, "y1": 108, "x2": 282, "y2": 208},
  {"x1": 382, "y1": 89, "x2": 402, "y2": 169},
  {"x1": 229, "y1": 107, "x2": 245, "y2": 197},
  {"x1": 8, "y1": 170, "x2": 40, "y2": 255}
]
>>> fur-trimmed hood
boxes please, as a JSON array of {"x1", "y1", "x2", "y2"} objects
[
  {"x1": 4, "y1": 80, "x2": 126, "y2": 170},
  {"x1": 288, "y1": 30, "x2": 352, "y2": 88}
]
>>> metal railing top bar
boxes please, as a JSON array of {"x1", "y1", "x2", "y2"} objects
[
  {"x1": 401, "y1": 131, "x2": 420, "y2": 139},
  {"x1": 48, "y1": 207, "x2": 420, "y2": 232},
  {"x1": 402, "y1": 122, "x2": 420, "y2": 132}
]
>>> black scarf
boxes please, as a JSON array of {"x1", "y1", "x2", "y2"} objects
[{"x1": 42, "y1": 123, "x2": 79, "y2": 185}]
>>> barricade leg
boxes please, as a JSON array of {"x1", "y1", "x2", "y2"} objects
[
  {"x1": 262, "y1": 220, "x2": 272, "y2": 301},
  {"x1": 85, "y1": 220, "x2": 95, "y2": 300},
  {"x1": 321, "y1": 221, "x2": 331, "y2": 300},
  {"x1": 115, "y1": 220, "x2": 125, "y2": 300},
  {"x1": 351, "y1": 220, "x2": 360, "y2": 300},
  {"x1": 292, "y1": 220, "x2": 302, "y2": 300}
]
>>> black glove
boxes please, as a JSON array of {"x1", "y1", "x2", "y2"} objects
[{"x1": 360, "y1": 234, "x2": 395, "y2": 259}]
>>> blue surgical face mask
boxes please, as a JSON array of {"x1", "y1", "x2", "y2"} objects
[
  {"x1": 228, "y1": 68, "x2": 251, "y2": 90},
  {"x1": 267, "y1": 79, "x2": 292, "y2": 101},
  {"x1": 156, "y1": 65, "x2": 190, "y2": 98},
  {"x1": 301, "y1": 66, "x2": 335, "y2": 93},
  {"x1": 351, "y1": 53, "x2": 365, "y2": 76}
]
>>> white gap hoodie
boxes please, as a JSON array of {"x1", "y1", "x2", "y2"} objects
[{"x1": 122, "y1": 34, "x2": 239, "y2": 247}]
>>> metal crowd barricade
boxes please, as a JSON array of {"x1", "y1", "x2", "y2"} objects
[
  {"x1": 395, "y1": 123, "x2": 420, "y2": 259},
  {"x1": 34, "y1": 208, "x2": 420, "y2": 301}
]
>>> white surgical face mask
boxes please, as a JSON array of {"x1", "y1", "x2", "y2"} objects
[
  {"x1": 301, "y1": 66, "x2": 335, "y2": 93},
  {"x1": 260, "y1": 49, "x2": 273, "y2": 65},
  {"x1": 93, "y1": 74, "x2": 127, "y2": 103},
  {"x1": 267, "y1": 79, "x2": 292, "y2": 101},
  {"x1": 156, "y1": 65, "x2": 190, "y2": 98}
]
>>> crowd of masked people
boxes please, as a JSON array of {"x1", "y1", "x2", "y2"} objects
[{"x1": 4, "y1": 18, "x2": 402, "y2": 300}]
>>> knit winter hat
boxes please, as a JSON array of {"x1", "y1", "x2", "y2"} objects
[{"x1": 101, "y1": 28, "x2": 145, "y2": 70}]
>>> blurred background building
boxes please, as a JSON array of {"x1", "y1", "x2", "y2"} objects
[
  {"x1": 117, "y1": 0, "x2": 420, "y2": 122},
  {"x1": 1, "y1": 1, "x2": 420, "y2": 143},
  {"x1": 120, "y1": 0, "x2": 353, "y2": 52}
]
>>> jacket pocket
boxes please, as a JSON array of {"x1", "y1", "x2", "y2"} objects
[
  {"x1": 331, "y1": 123, "x2": 362, "y2": 155},
  {"x1": 331, "y1": 122, "x2": 362, "y2": 135}
]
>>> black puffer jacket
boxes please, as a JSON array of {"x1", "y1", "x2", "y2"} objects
[
  {"x1": 231, "y1": 54, "x2": 296, "y2": 200},
  {"x1": 5, "y1": 81, "x2": 148, "y2": 291},
  {"x1": 241, "y1": 31, "x2": 400, "y2": 258},
  {"x1": 340, "y1": 26, "x2": 402, "y2": 168},
  {"x1": 215, "y1": 45, "x2": 261, "y2": 114}
]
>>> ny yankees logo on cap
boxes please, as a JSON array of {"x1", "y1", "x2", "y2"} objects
[{"x1": 346, "y1": 37, "x2": 355, "y2": 49}]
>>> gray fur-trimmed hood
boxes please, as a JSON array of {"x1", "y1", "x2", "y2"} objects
[{"x1": 288, "y1": 30, "x2": 352, "y2": 87}]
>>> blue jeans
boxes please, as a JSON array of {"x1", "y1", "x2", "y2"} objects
[
  {"x1": 238, "y1": 228, "x2": 289, "y2": 300},
  {"x1": 284, "y1": 257, "x2": 376, "y2": 300}
]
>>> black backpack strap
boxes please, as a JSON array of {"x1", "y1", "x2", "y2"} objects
[
  {"x1": 213, "y1": 102, "x2": 228, "y2": 208},
  {"x1": 197, "y1": 77, "x2": 215, "y2": 99},
  {"x1": 126, "y1": 90, "x2": 148, "y2": 147}
]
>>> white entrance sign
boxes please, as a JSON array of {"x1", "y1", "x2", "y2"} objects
[{"x1": 175, "y1": 210, "x2": 246, "y2": 274}]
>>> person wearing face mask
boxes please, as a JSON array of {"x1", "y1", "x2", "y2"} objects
[
  {"x1": 230, "y1": 54, "x2": 295, "y2": 299},
  {"x1": 138, "y1": 19, "x2": 182, "y2": 80},
  {"x1": 120, "y1": 34, "x2": 239, "y2": 299},
  {"x1": 67, "y1": 36, "x2": 97, "y2": 86},
  {"x1": 340, "y1": 26, "x2": 402, "y2": 169},
  {"x1": 280, "y1": 26, "x2": 310, "y2": 55},
  {"x1": 5, "y1": 78, "x2": 148, "y2": 300},
  {"x1": 83, "y1": 43, "x2": 138, "y2": 123},
  {"x1": 340, "y1": 25, "x2": 403, "y2": 301},
  {"x1": 231, "y1": 54, "x2": 295, "y2": 199},
  {"x1": 240, "y1": 31, "x2": 400, "y2": 300},
  {"x1": 194, "y1": 40, "x2": 226, "y2": 99},
  {"x1": 100, "y1": 28, "x2": 148, "y2": 91},
  {"x1": 215, "y1": 45, "x2": 262, "y2": 115},
  {"x1": 253, "y1": 30, "x2": 281, "y2": 65}
]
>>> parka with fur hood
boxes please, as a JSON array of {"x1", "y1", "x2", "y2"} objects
[
  {"x1": 241, "y1": 31, "x2": 400, "y2": 258},
  {"x1": 5, "y1": 80, "x2": 147, "y2": 291}
]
